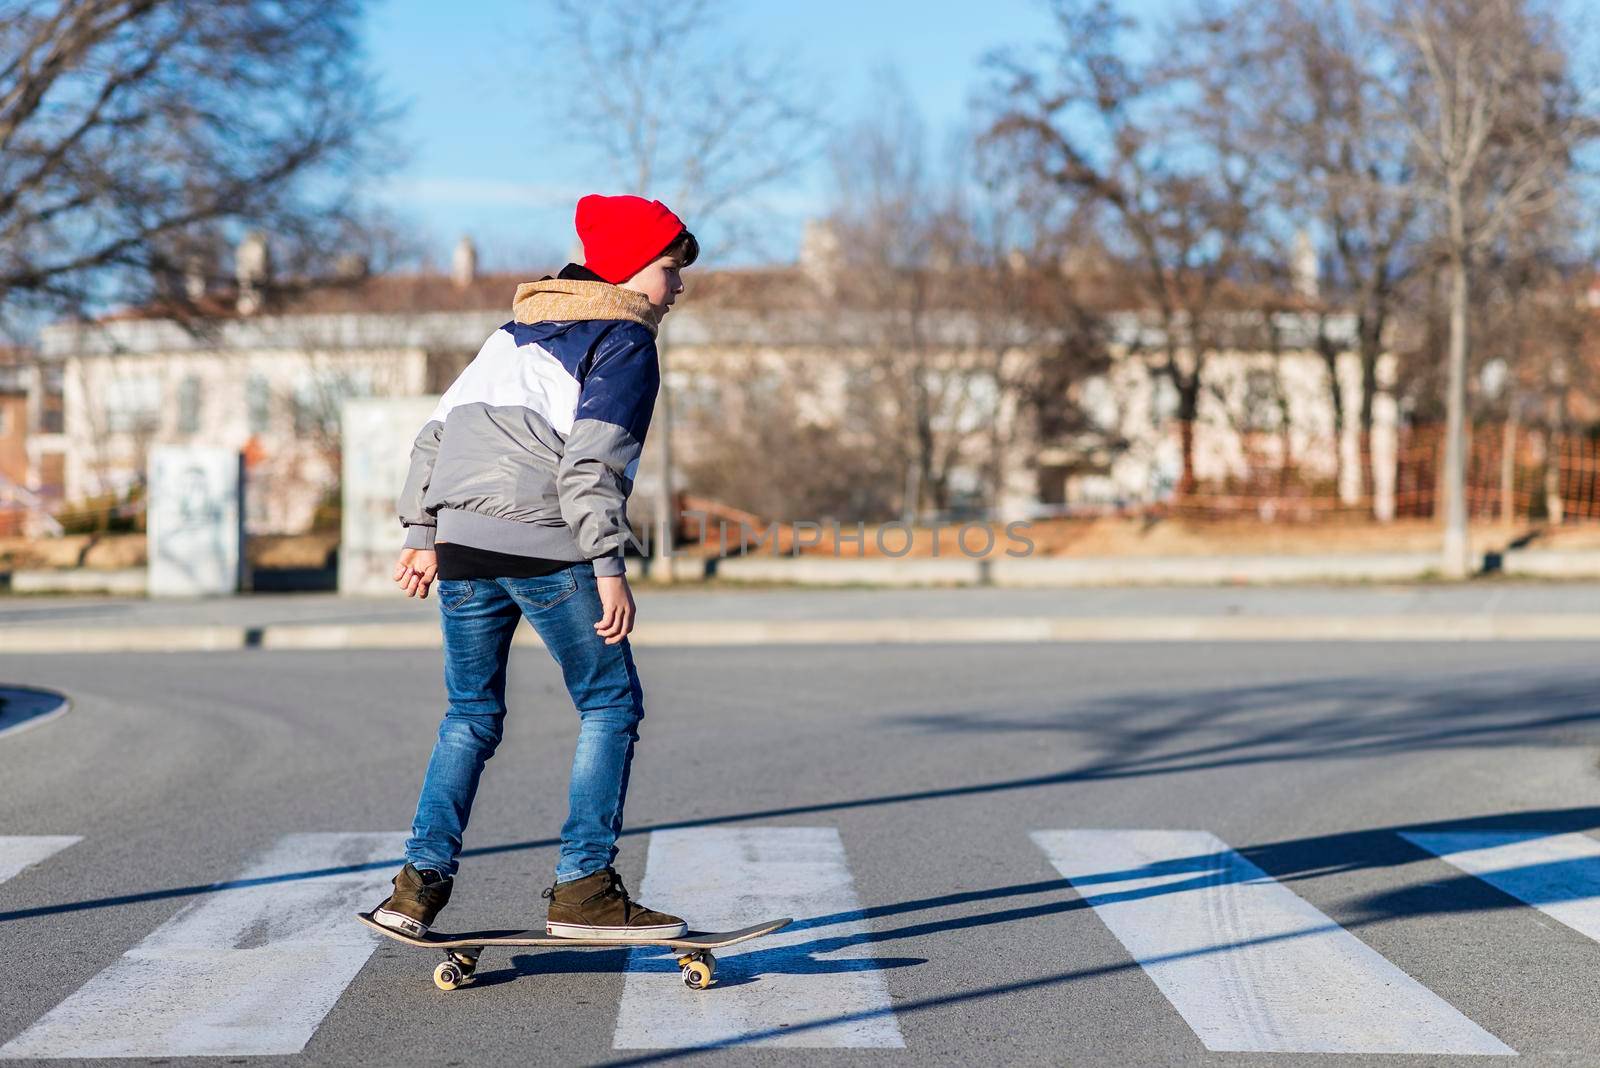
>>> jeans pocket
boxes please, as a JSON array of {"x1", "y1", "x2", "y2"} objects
[
  {"x1": 438, "y1": 579, "x2": 475, "y2": 612},
  {"x1": 503, "y1": 570, "x2": 578, "y2": 611}
]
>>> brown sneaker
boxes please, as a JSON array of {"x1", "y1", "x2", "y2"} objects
[
  {"x1": 543, "y1": 868, "x2": 687, "y2": 940},
  {"x1": 371, "y1": 863, "x2": 453, "y2": 937}
]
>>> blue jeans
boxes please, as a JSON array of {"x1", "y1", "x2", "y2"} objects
[{"x1": 402, "y1": 562, "x2": 645, "y2": 883}]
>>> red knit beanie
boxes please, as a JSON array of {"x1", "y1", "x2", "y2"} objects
[{"x1": 575, "y1": 194, "x2": 686, "y2": 284}]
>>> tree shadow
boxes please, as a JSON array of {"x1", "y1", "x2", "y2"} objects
[
  {"x1": 595, "y1": 806, "x2": 1600, "y2": 1062},
  {"x1": 886, "y1": 668, "x2": 1600, "y2": 781},
  {"x1": 5, "y1": 667, "x2": 1596, "y2": 925}
]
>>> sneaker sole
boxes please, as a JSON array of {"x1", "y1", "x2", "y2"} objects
[
  {"x1": 546, "y1": 921, "x2": 687, "y2": 940},
  {"x1": 372, "y1": 907, "x2": 430, "y2": 938}
]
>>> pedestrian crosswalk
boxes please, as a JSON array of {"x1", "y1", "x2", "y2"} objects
[
  {"x1": 0, "y1": 836, "x2": 79, "y2": 885},
  {"x1": 1402, "y1": 829, "x2": 1600, "y2": 943},
  {"x1": 2, "y1": 824, "x2": 1598, "y2": 1058},
  {"x1": 1032, "y1": 830, "x2": 1511, "y2": 1055},
  {"x1": 612, "y1": 827, "x2": 904, "y2": 1049},
  {"x1": 1, "y1": 834, "x2": 405, "y2": 1059}
]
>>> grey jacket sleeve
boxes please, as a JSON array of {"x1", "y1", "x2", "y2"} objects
[
  {"x1": 397, "y1": 418, "x2": 445, "y2": 550},
  {"x1": 556, "y1": 324, "x2": 660, "y2": 576}
]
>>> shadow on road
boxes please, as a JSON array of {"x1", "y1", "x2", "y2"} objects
[
  {"x1": 6, "y1": 667, "x2": 1597, "y2": 932},
  {"x1": 463, "y1": 945, "x2": 926, "y2": 989},
  {"x1": 594, "y1": 806, "x2": 1600, "y2": 1064}
]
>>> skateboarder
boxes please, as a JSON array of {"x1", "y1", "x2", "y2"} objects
[{"x1": 371, "y1": 194, "x2": 697, "y2": 941}]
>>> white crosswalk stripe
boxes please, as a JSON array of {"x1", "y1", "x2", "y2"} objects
[
  {"x1": 0, "y1": 832, "x2": 405, "y2": 1060},
  {"x1": 1403, "y1": 829, "x2": 1600, "y2": 943},
  {"x1": 0, "y1": 837, "x2": 80, "y2": 885},
  {"x1": 1032, "y1": 829, "x2": 1514, "y2": 1056},
  {"x1": 9, "y1": 824, "x2": 1589, "y2": 1057},
  {"x1": 611, "y1": 826, "x2": 905, "y2": 1050}
]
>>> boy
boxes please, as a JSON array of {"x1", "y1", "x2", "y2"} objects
[{"x1": 371, "y1": 193, "x2": 696, "y2": 940}]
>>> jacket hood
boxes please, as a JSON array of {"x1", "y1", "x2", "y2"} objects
[{"x1": 511, "y1": 278, "x2": 663, "y2": 337}]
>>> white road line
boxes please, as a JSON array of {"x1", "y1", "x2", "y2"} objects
[
  {"x1": 1032, "y1": 829, "x2": 1513, "y2": 1055},
  {"x1": 1403, "y1": 829, "x2": 1600, "y2": 942},
  {"x1": 0, "y1": 837, "x2": 80, "y2": 884},
  {"x1": 0, "y1": 832, "x2": 405, "y2": 1060},
  {"x1": 611, "y1": 827, "x2": 904, "y2": 1050}
]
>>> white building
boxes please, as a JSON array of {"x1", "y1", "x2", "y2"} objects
[
  {"x1": 31, "y1": 238, "x2": 517, "y2": 533},
  {"x1": 19, "y1": 231, "x2": 1400, "y2": 536}
]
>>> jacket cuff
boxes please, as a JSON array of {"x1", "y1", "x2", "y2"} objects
[
  {"x1": 591, "y1": 554, "x2": 626, "y2": 577},
  {"x1": 403, "y1": 524, "x2": 437, "y2": 550}
]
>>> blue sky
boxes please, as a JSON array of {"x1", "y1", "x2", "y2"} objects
[{"x1": 361, "y1": 0, "x2": 1102, "y2": 270}]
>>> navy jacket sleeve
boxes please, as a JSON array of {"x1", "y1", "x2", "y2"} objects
[{"x1": 555, "y1": 323, "x2": 660, "y2": 576}]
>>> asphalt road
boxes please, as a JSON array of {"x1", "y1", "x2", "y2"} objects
[{"x1": 1, "y1": 637, "x2": 1597, "y2": 1065}]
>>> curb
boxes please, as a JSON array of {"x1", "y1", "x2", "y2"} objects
[{"x1": 3, "y1": 614, "x2": 1600, "y2": 654}]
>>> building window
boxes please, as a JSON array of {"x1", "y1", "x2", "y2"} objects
[
  {"x1": 39, "y1": 369, "x2": 63, "y2": 433},
  {"x1": 178, "y1": 376, "x2": 202, "y2": 434},
  {"x1": 247, "y1": 375, "x2": 271, "y2": 434},
  {"x1": 104, "y1": 374, "x2": 162, "y2": 433},
  {"x1": 292, "y1": 371, "x2": 374, "y2": 436},
  {"x1": 1243, "y1": 368, "x2": 1281, "y2": 432}
]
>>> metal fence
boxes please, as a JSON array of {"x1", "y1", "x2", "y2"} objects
[{"x1": 1174, "y1": 421, "x2": 1600, "y2": 523}]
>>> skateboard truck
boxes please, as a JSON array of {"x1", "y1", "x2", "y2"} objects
[{"x1": 432, "y1": 947, "x2": 716, "y2": 991}]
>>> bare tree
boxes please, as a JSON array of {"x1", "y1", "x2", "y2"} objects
[
  {"x1": 1377, "y1": 0, "x2": 1596, "y2": 574},
  {"x1": 951, "y1": 157, "x2": 1114, "y2": 518},
  {"x1": 0, "y1": 0, "x2": 395, "y2": 330},
  {"x1": 1249, "y1": 0, "x2": 1425, "y2": 515},
  {"x1": 821, "y1": 82, "x2": 1000, "y2": 520},
  {"x1": 814, "y1": 79, "x2": 1113, "y2": 523},
  {"x1": 545, "y1": 0, "x2": 825, "y2": 565},
  {"x1": 545, "y1": 0, "x2": 824, "y2": 251},
  {"x1": 679, "y1": 356, "x2": 904, "y2": 523},
  {"x1": 1442, "y1": 209, "x2": 1596, "y2": 529},
  {"x1": 823, "y1": 81, "x2": 947, "y2": 519},
  {"x1": 982, "y1": 0, "x2": 1279, "y2": 499}
]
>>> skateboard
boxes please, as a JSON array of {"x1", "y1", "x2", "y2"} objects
[{"x1": 357, "y1": 911, "x2": 792, "y2": 991}]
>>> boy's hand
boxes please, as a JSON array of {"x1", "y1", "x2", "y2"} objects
[
  {"x1": 394, "y1": 548, "x2": 438, "y2": 599},
  {"x1": 594, "y1": 574, "x2": 635, "y2": 644}
]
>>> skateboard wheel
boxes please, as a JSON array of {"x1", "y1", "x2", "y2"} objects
[
  {"x1": 433, "y1": 961, "x2": 464, "y2": 991},
  {"x1": 681, "y1": 959, "x2": 714, "y2": 990},
  {"x1": 448, "y1": 951, "x2": 478, "y2": 977}
]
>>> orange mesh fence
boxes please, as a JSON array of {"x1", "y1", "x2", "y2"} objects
[{"x1": 1171, "y1": 421, "x2": 1600, "y2": 523}]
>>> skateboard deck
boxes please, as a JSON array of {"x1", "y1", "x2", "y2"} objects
[{"x1": 356, "y1": 912, "x2": 791, "y2": 990}]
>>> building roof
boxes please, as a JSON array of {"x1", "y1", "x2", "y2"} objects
[
  {"x1": 99, "y1": 270, "x2": 547, "y2": 323},
  {"x1": 41, "y1": 246, "x2": 1410, "y2": 359}
]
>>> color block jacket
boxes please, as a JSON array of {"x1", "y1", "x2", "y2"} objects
[{"x1": 396, "y1": 279, "x2": 663, "y2": 576}]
